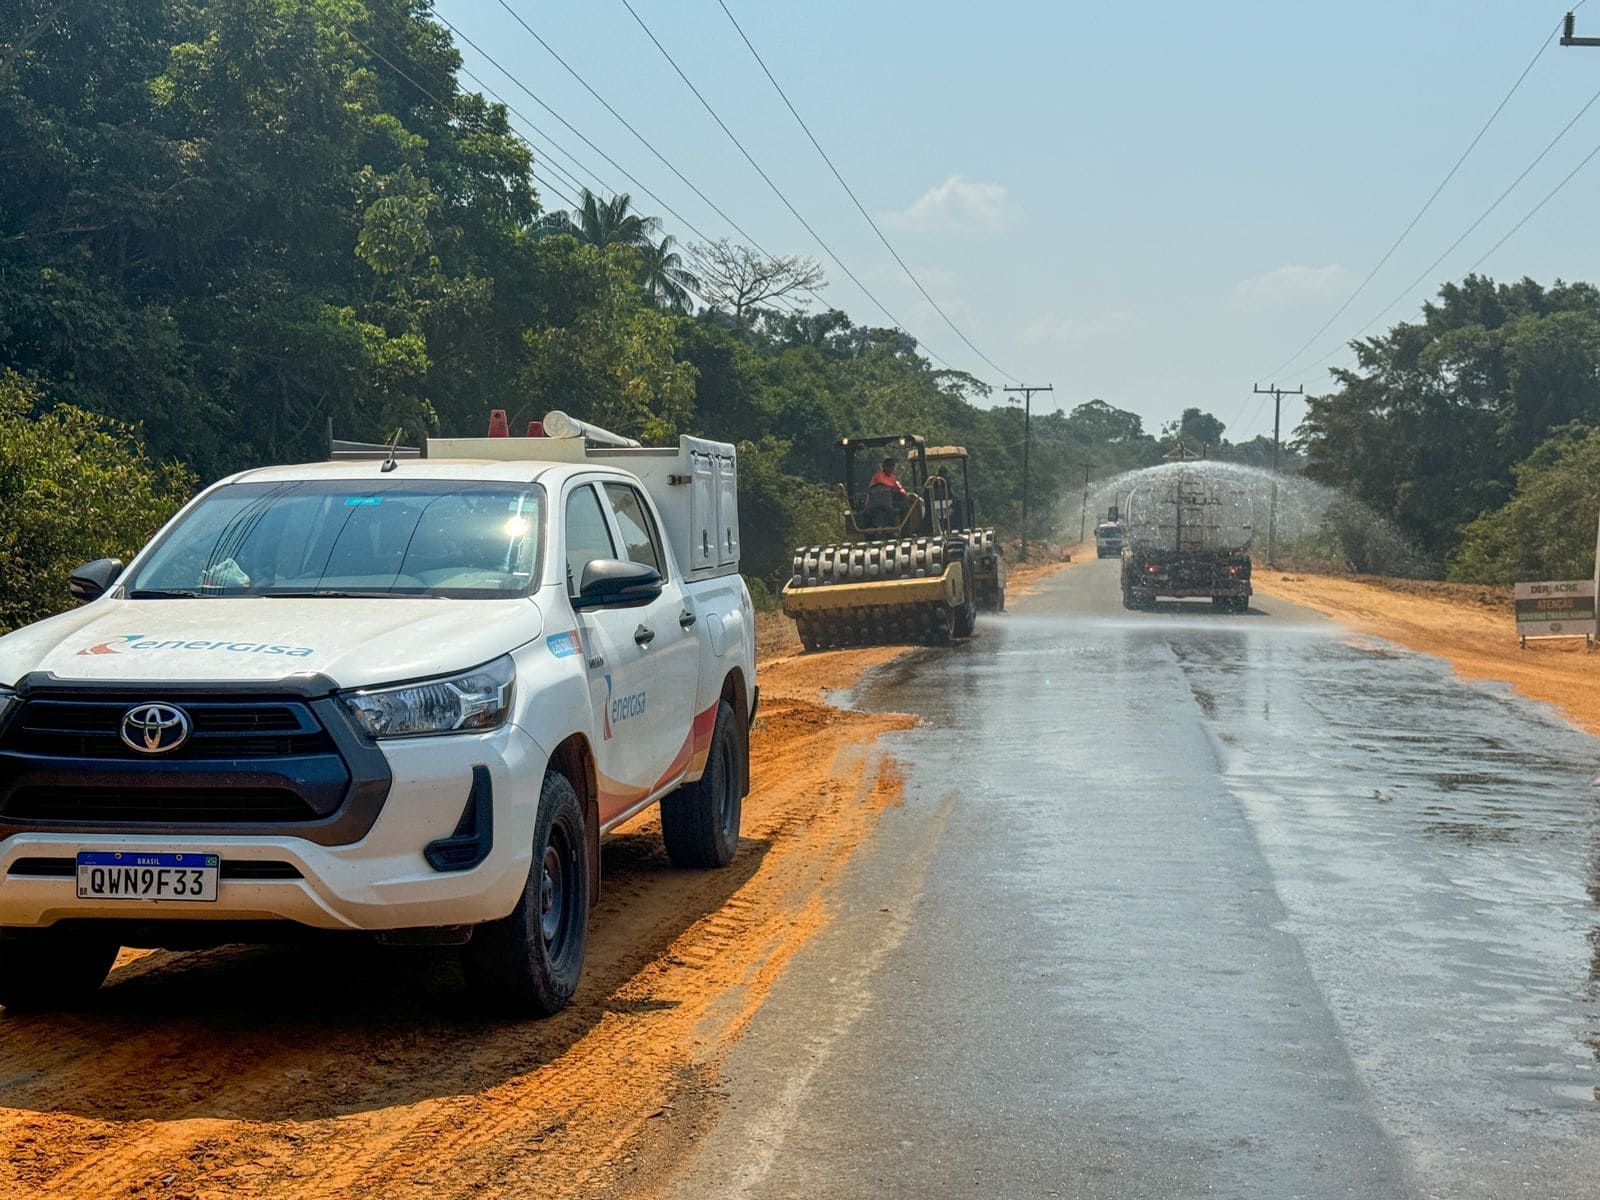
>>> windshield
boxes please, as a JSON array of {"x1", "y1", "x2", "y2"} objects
[{"x1": 124, "y1": 480, "x2": 543, "y2": 599}]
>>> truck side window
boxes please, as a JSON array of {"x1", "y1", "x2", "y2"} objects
[
  {"x1": 565, "y1": 484, "x2": 617, "y2": 596},
  {"x1": 602, "y1": 483, "x2": 664, "y2": 576}
]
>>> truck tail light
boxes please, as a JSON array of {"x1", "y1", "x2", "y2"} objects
[
  {"x1": 1146, "y1": 564, "x2": 1160, "y2": 575},
  {"x1": 1226, "y1": 566, "x2": 1239, "y2": 575}
]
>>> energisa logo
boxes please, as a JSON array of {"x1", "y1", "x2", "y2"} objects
[
  {"x1": 601, "y1": 673, "x2": 646, "y2": 739},
  {"x1": 78, "y1": 635, "x2": 316, "y2": 658}
]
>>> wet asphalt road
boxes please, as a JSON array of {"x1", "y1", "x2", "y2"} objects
[{"x1": 669, "y1": 561, "x2": 1600, "y2": 1200}]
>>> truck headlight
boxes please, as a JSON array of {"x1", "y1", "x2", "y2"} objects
[{"x1": 340, "y1": 656, "x2": 515, "y2": 739}]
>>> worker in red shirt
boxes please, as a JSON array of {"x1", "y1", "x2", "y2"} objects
[{"x1": 868, "y1": 457, "x2": 907, "y2": 495}]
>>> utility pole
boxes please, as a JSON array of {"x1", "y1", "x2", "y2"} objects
[
  {"x1": 1562, "y1": 13, "x2": 1600, "y2": 642},
  {"x1": 1563, "y1": 11, "x2": 1600, "y2": 45},
  {"x1": 1075, "y1": 462, "x2": 1093, "y2": 543},
  {"x1": 1253, "y1": 382, "x2": 1303, "y2": 567},
  {"x1": 1004, "y1": 384, "x2": 1053, "y2": 561}
]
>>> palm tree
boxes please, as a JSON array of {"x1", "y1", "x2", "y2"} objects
[
  {"x1": 637, "y1": 233, "x2": 700, "y2": 312},
  {"x1": 534, "y1": 189, "x2": 698, "y2": 310},
  {"x1": 573, "y1": 190, "x2": 656, "y2": 249}
]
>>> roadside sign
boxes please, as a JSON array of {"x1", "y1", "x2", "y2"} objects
[{"x1": 1514, "y1": 580, "x2": 1597, "y2": 649}]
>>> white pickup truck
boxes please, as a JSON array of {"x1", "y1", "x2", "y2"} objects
[{"x1": 0, "y1": 412, "x2": 755, "y2": 1016}]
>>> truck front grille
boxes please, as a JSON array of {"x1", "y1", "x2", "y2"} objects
[
  {"x1": 0, "y1": 690, "x2": 364, "y2": 833},
  {"x1": 3, "y1": 786, "x2": 315, "y2": 823},
  {"x1": 15, "y1": 699, "x2": 329, "y2": 759}
]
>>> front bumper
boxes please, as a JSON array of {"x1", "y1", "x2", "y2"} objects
[{"x1": 0, "y1": 726, "x2": 547, "y2": 933}]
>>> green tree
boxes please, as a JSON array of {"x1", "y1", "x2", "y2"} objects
[
  {"x1": 0, "y1": 371, "x2": 194, "y2": 631},
  {"x1": 1299, "y1": 275, "x2": 1600, "y2": 565},
  {"x1": 1450, "y1": 423, "x2": 1600, "y2": 583}
]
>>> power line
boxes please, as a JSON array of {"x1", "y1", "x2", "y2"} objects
[
  {"x1": 349, "y1": 23, "x2": 771, "y2": 316},
  {"x1": 348, "y1": 28, "x2": 582, "y2": 212},
  {"x1": 454, "y1": 64, "x2": 612, "y2": 198},
  {"x1": 488, "y1": 0, "x2": 789, "y2": 271},
  {"x1": 712, "y1": 0, "x2": 1020, "y2": 384},
  {"x1": 615, "y1": 0, "x2": 967, "y2": 375},
  {"x1": 435, "y1": 4, "x2": 815, "y2": 317},
  {"x1": 1279, "y1": 85, "x2": 1600, "y2": 390},
  {"x1": 1469, "y1": 137, "x2": 1600, "y2": 270},
  {"x1": 1255, "y1": 12, "x2": 1566, "y2": 384},
  {"x1": 438, "y1": 62, "x2": 796, "y2": 315}
]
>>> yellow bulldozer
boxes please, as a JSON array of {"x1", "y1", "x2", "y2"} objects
[{"x1": 781, "y1": 434, "x2": 1005, "y2": 649}]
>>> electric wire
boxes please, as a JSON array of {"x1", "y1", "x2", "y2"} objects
[
  {"x1": 429, "y1": 4, "x2": 814, "y2": 316},
  {"x1": 350, "y1": 25, "x2": 755, "y2": 314},
  {"x1": 1254, "y1": 12, "x2": 1566, "y2": 387},
  {"x1": 442, "y1": 61, "x2": 784, "y2": 312},
  {"x1": 1234, "y1": 5, "x2": 1586, "y2": 436},
  {"x1": 349, "y1": 28, "x2": 582, "y2": 212},
  {"x1": 489, "y1": 0, "x2": 792, "y2": 272},
  {"x1": 712, "y1": 0, "x2": 1021, "y2": 384},
  {"x1": 1280, "y1": 85, "x2": 1600, "y2": 390},
  {"x1": 614, "y1": 0, "x2": 965, "y2": 373}
]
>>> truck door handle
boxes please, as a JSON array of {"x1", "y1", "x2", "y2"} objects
[
  {"x1": 634, "y1": 624, "x2": 656, "y2": 646},
  {"x1": 679, "y1": 609, "x2": 696, "y2": 628}
]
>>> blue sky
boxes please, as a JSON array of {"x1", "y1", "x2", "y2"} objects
[{"x1": 434, "y1": 0, "x2": 1600, "y2": 442}]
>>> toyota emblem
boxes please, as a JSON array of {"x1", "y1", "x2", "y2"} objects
[{"x1": 120, "y1": 703, "x2": 191, "y2": 754}]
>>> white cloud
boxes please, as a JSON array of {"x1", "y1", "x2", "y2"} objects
[
  {"x1": 1230, "y1": 264, "x2": 1352, "y2": 311},
  {"x1": 1021, "y1": 310, "x2": 1141, "y2": 347},
  {"x1": 883, "y1": 176, "x2": 1018, "y2": 233}
]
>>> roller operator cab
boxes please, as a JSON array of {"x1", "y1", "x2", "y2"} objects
[{"x1": 0, "y1": 411, "x2": 755, "y2": 1016}]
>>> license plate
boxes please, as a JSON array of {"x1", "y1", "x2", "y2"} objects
[{"x1": 76, "y1": 851, "x2": 220, "y2": 902}]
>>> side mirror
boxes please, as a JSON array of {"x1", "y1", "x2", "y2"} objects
[
  {"x1": 573, "y1": 559, "x2": 662, "y2": 610},
  {"x1": 68, "y1": 558, "x2": 124, "y2": 604}
]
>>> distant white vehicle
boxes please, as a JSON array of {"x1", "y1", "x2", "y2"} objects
[
  {"x1": 0, "y1": 412, "x2": 755, "y2": 1016},
  {"x1": 1093, "y1": 522, "x2": 1126, "y2": 558}
]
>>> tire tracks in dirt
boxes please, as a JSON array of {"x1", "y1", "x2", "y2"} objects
[{"x1": 0, "y1": 647, "x2": 914, "y2": 1200}]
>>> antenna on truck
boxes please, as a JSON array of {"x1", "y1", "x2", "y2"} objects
[
  {"x1": 542, "y1": 410, "x2": 642, "y2": 448},
  {"x1": 380, "y1": 428, "x2": 404, "y2": 473}
]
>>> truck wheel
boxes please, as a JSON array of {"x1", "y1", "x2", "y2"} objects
[
  {"x1": 954, "y1": 561, "x2": 979, "y2": 637},
  {"x1": 661, "y1": 700, "x2": 743, "y2": 868},
  {"x1": 0, "y1": 929, "x2": 118, "y2": 1010},
  {"x1": 463, "y1": 770, "x2": 590, "y2": 1017}
]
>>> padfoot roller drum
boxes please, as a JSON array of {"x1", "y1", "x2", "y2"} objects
[{"x1": 782, "y1": 536, "x2": 976, "y2": 649}]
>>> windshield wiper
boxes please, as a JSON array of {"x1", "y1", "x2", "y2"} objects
[
  {"x1": 128, "y1": 588, "x2": 202, "y2": 599},
  {"x1": 260, "y1": 590, "x2": 413, "y2": 599}
]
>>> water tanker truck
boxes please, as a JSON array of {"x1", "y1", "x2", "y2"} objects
[{"x1": 1120, "y1": 466, "x2": 1253, "y2": 612}]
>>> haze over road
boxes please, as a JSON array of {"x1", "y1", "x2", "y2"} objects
[{"x1": 669, "y1": 561, "x2": 1600, "y2": 1199}]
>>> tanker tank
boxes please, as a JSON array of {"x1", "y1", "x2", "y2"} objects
[{"x1": 1119, "y1": 464, "x2": 1253, "y2": 611}]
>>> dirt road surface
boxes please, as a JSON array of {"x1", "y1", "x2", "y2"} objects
[
  {"x1": 0, "y1": 639, "x2": 923, "y2": 1200},
  {"x1": 1256, "y1": 571, "x2": 1600, "y2": 734}
]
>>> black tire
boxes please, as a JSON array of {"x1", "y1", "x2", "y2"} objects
[
  {"x1": 954, "y1": 556, "x2": 979, "y2": 638},
  {"x1": 661, "y1": 700, "x2": 744, "y2": 868},
  {"x1": 463, "y1": 770, "x2": 590, "y2": 1017},
  {"x1": 0, "y1": 929, "x2": 117, "y2": 1011}
]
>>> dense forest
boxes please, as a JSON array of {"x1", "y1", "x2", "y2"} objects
[
  {"x1": 0, "y1": 0, "x2": 1212, "y2": 624},
  {"x1": 1297, "y1": 276, "x2": 1600, "y2": 582},
  {"x1": 2, "y1": 1, "x2": 1593, "y2": 633}
]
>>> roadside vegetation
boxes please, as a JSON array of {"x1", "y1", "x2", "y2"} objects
[
  {"x1": 1297, "y1": 276, "x2": 1600, "y2": 583},
  {"x1": 2, "y1": 1, "x2": 1587, "y2": 637}
]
